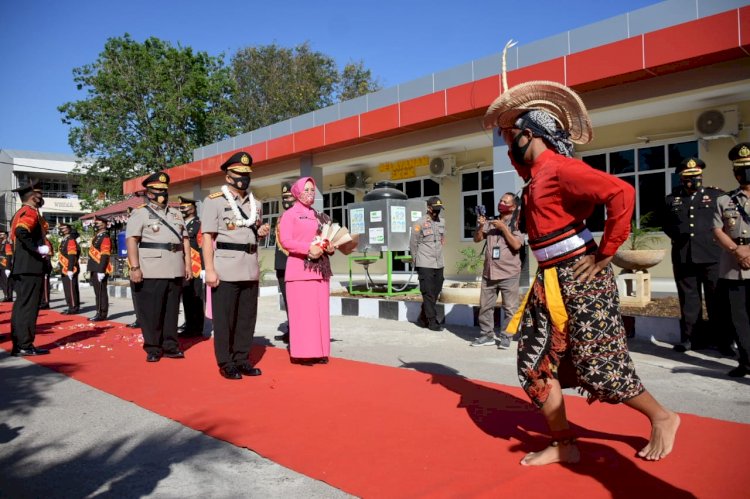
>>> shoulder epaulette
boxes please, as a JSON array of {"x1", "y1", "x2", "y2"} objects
[{"x1": 209, "y1": 191, "x2": 224, "y2": 199}]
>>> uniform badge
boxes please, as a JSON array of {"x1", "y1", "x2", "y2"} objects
[
  {"x1": 224, "y1": 217, "x2": 236, "y2": 230},
  {"x1": 151, "y1": 223, "x2": 161, "y2": 233},
  {"x1": 728, "y1": 218, "x2": 737, "y2": 228}
]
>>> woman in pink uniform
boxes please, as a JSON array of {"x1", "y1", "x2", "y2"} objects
[{"x1": 278, "y1": 177, "x2": 334, "y2": 364}]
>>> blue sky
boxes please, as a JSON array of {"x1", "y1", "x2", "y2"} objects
[{"x1": 0, "y1": 0, "x2": 659, "y2": 154}]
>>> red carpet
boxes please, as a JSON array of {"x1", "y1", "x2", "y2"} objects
[{"x1": 1, "y1": 303, "x2": 748, "y2": 498}]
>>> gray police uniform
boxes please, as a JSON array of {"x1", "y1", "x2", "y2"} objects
[
  {"x1": 126, "y1": 202, "x2": 187, "y2": 356},
  {"x1": 714, "y1": 188, "x2": 750, "y2": 369},
  {"x1": 409, "y1": 214, "x2": 445, "y2": 328},
  {"x1": 201, "y1": 190, "x2": 262, "y2": 368}
]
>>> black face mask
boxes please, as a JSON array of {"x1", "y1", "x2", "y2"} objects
[
  {"x1": 282, "y1": 198, "x2": 295, "y2": 210},
  {"x1": 681, "y1": 175, "x2": 702, "y2": 191},
  {"x1": 229, "y1": 175, "x2": 251, "y2": 191},
  {"x1": 95, "y1": 223, "x2": 106, "y2": 232},
  {"x1": 510, "y1": 131, "x2": 531, "y2": 166},
  {"x1": 735, "y1": 167, "x2": 750, "y2": 185},
  {"x1": 148, "y1": 190, "x2": 168, "y2": 205}
]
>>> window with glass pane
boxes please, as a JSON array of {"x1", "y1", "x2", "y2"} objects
[
  {"x1": 638, "y1": 146, "x2": 665, "y2": 172},
  {"x1": 610, "y1": 150, "x2": 635, "y2": 174},
  {"x1": 323, "y1": 189, "x2": 353, "y2": 227},
  {"x1": 423, "y1": 178, "x2": 440, "y2": 196},
  {"x1": 582, "y1": 154, "x2": 606, "y2": 172},
  {"x1": 638, "y1": 172, "x2": 666, "y2": 229},
  {"x1": 668, "y1": 141, "x2": 698, "y2": 170},
  {"x1": 261, "y1": 199, "x2": 280, "y2": 248},
  {"x1": 405, "y1": 180, "x2": 421, "y2": 198},
  {"x1": 461, "y1": 169, "x2": 495, "y2": 239}
]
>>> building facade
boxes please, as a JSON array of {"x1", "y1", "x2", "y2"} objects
[
  {"x1": 1, "y1": 149, "x2": 91, "y2": 230},
  {"x1": 122, "y1": 0, "x2": 750, "y2": 281}
]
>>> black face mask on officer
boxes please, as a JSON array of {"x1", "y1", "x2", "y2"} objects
[
  {"x1": 428, "y1": 205, "x2": 442, "y2": 219},
  {"x1": 227, "y1": 173, "x2": 251, "y2": 191},
  {"x1": 180, "y1": 206, "x2": 195, "y2": 218},
  {"x1": 282, "y1": 195, "x2": 295, "y2": 210},
  {"x1": 735, "y1": 167, "x2": 750, "y2": 186},
  {"x1": 147, "y1": 188, "x2": 168, "y2": 206},
  {"x1": 681, "y1": 175, "x2": 702, "y2": 192},
  {"x1": 94, "y1": 222, "x2": 106, "y2": 232}
]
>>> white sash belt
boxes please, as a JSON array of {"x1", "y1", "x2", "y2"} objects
[{"x1": 532, "y1": 228, "x2": 593, "y2": 262}]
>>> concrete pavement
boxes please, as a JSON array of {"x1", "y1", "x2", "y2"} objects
[{"x1": 1, "y1": 284, "x2": 748, "y2": 498}]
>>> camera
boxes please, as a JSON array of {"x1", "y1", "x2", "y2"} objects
[{"x1": 474, "y1": 205, "x2": 495, "y2": 220}]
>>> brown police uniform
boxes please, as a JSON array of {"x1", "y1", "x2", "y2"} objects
[
  {"x1": 126, "y1": 172, "x2": 188, "y2": 359},
  {"x1": 409, "y1": 197, "x2": 446, "y2": 330},
  {"x1": 87, "y1": 223, "x2": 113, "y2": 320},
  {"x1": 713, "y1": 143, "x2": 750, "y2": 375},
  {"x1": 201, "y1": 151, "x2": 264, "y2": 376},
  {"x1": 0, "y1": 234, "x2": 12, "y2": 302},
  {"x1": 58, "y1": 226, "x2": 81, "y2": 313}
]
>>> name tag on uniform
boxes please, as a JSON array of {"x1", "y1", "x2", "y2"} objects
[{"x1": 224, "y1": 207, "x2": 233, "y2": 212}]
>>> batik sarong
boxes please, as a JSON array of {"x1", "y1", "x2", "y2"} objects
[{"x1": 511, "y1": 258, "x2": 645, "y2": 407}]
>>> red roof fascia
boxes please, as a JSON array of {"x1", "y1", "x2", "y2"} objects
[{"x1": 123, "y1": 7, "x2": 749, "y2": 195}]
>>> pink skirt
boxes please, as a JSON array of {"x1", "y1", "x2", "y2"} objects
[{"x1": 287, "y1": 280, "x2": 330, "y2": 359}]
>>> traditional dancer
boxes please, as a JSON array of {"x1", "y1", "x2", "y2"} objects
[{"x1": 484, "y1": 79, "x2": 679, "y2": 465}]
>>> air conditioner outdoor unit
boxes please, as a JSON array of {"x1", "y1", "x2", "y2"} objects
[
  {"x1": 694, "y1": 106, "x2": 739, "y2": 139},
  {"x1": 429, "y1": 155, "x2": 456, "y2": 177},
  {"x1": 344, "y1": 171, "x2": 369, "y2": 190}
]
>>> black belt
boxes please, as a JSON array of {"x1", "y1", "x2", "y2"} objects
[
  {"x1": 733, "y1": 237, "x2": 749, "y2": 245},
  {"x1": 216, "y1": 242, "x2": 257, "y2": 254},
  {"x1": 139, "y1": 242, "x2": 184, "y2": 252}
]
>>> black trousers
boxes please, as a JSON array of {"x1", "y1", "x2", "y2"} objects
[
  {"x1": 61, "y1": 273, "x2": 80, "y2": 310},
  {"x1": 276, "y1": 269, "x2": 289, "y2": 321},
  {"x1": 0, "y1": 269, "x2": 12, "y2": 301},
  {"x1": 417, "y1": 267, "x2": 444, "y2": 327},
  {"x1": 130, "y1": 281, "x2": 140, "y2": 323},
  {"x1": 212, "y1": 280, "x2": 258, "y2": 368},
  {"x1": 10, "y1": 274, "x2": 43, "y2": 350},
  {"x1": 673, "y1": 262, "x2": 719, "y2": 344},
  {"x1": 90, "y1": 274, "x2": 109, "y2": 318},
  {"x1": 723, "y1": 279, "x2": 750, "y2": 369},
  {"x1": 181, "y1": 276, "x2": 204, "y2": 333},
  {"x1": 133, "y1": 277, "x2": 182, "y2": 355}
]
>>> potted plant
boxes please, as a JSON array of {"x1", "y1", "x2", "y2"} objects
[
  {"x1": 611, "y1": 212, "x2": 666, "y2": 271},
  {"x1": 440, "y1": 247, "x2": 485, "y2": 305}
]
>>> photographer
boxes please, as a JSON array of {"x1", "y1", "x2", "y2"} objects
[{"x1": 471, "y1": 193, "x2": 524, "y2": 348}]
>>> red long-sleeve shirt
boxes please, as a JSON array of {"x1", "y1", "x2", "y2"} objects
[{"x1": 523, "y1": 149, "x2": 634, "y2": 257}]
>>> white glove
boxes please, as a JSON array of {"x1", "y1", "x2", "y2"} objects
[
  {"x1": 67, "y1": 271, "x2": 74, "y2": 278},
  {"x1": 97, "y1": 272, "x2": 105, "y2": 281},
  {"x1": 200, "y1": 270, "x2": 206, "y2": 282},
  {"x1": 37, "y1": 245, "x2": 50, "y2": 256},
  {"x1": 4, "y1": 270, "x2": 9, "y2": 277}
]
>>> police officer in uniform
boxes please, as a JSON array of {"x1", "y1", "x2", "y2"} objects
[
  {"x1": 273, "y1": 181, "x2": 295, "y2": 343},
  {"x1": 178, "y1": 196, "x2": 204, "y2": 336},
  {"x1": 409, "y1": 196, "x2": 446, "y2": 331},
  {"x1": 0, "y1": 230, "x2": 12, "y2": 302},
  {"x1": 713, "y1": 143, "x2": 750, "y2": 378},
  {"x1": 8, "y1": 180, "x2": 50, "y2": 356},
  {"x1": 125, "y1": 206, "x2": 141, "y2": 329},
  {"x1": 87, "y1": 215, "x2": 113, "y2": 321},
  {"x1": 201, "y1": 151, "x2": 270, "y2": 379},
  {"x1": 663, "y1": 158, "x2": 724, "y2": 352},
  {"x1": 126, "y1": 172, "x2": 192, "y2": 362},
  {"x1": 58, "y1": 223, "x2": 81, "y2": 314},
  {"x1": 39, "y1": 234, "x2": 53, "y2": 310}
]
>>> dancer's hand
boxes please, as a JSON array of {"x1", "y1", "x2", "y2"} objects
[{"x1": 571, "y1": 254, "x2": 612, "y2": 283}]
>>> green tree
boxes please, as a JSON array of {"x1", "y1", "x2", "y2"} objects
[
  {"x1": 59, "y1": 34, "x2": 238, "y2": 210},
  {"x1": 231, "y1": 42, "x2": 381, "y2": 131}
]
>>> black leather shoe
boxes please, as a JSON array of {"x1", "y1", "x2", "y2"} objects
[
  {"x1": 39, "y1": 304, "x2": 50, "y2": 310},
  {"x1": 718, "y1": 346, "x2": 736, "y2": 357},
  {"x1": 274, "y1": 333, "x2": 290, "y2": 343},
  {"x1": 89, "y1": 315, "x2": 101, "y2": 322},
  {"x1": 94, "y1": 316, "x2": 107, "y2": 322},
  {"x1": 146, "y1": 352, "x2": 161, "y2": 362},
  {"x1": 219, "y1": 365, "x2": 242, "y2": 379},
  {"x1": 11, "y1": 346, "x2": 50, "y2": 357},
  {"x1": 127, "y1": 322, "x2": 140, "y2": 329},
  {"x1": 428, "y1": 324, "x2": 444, "y2": 332},
  {"x1": 237, "y1": 364, "x2": 262, "y2": 376},
  {"x1": 727, "y1": 366, "x2": 748, "y2": 378},
  {"x1": 163, "y1": 350, "x2": 185, "y2": 359},
  {"x1": 315, "y1": 357, "x2": 329, "y2": 364}
]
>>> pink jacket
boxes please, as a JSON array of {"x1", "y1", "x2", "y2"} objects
[{"x1": 278, "y1": 177, "x2": 328, "y2": 281}]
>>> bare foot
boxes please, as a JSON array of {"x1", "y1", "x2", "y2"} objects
[
  {"x1": 520, "y1": 442, "x2": 581, "y2": 466},
  {"x1": 638, "y1": 411, "x2": 680, "y2": 461}
]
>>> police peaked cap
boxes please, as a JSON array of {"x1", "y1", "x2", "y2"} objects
[
  {"x1": 142, "y1": 172, "x2": 170, "y2": 190},
  {"x1": 12, "y1": 179, "x2": 42, "y2": 197},
  {"x1": 675, "y1": 157, "x2": 705, "y2": 176},
  {"x1": 728, "y1": 143, "x2": 750, "y2": 167},
  {"x1": 427, "y1": 196, "x2": 444, "y2": 207},
  {"x1": 178, "y1": 196, "x2": 197, "y2": 206},
  {"x1": 220, "y1": 151, "x2": 253, "y2": 173}
]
